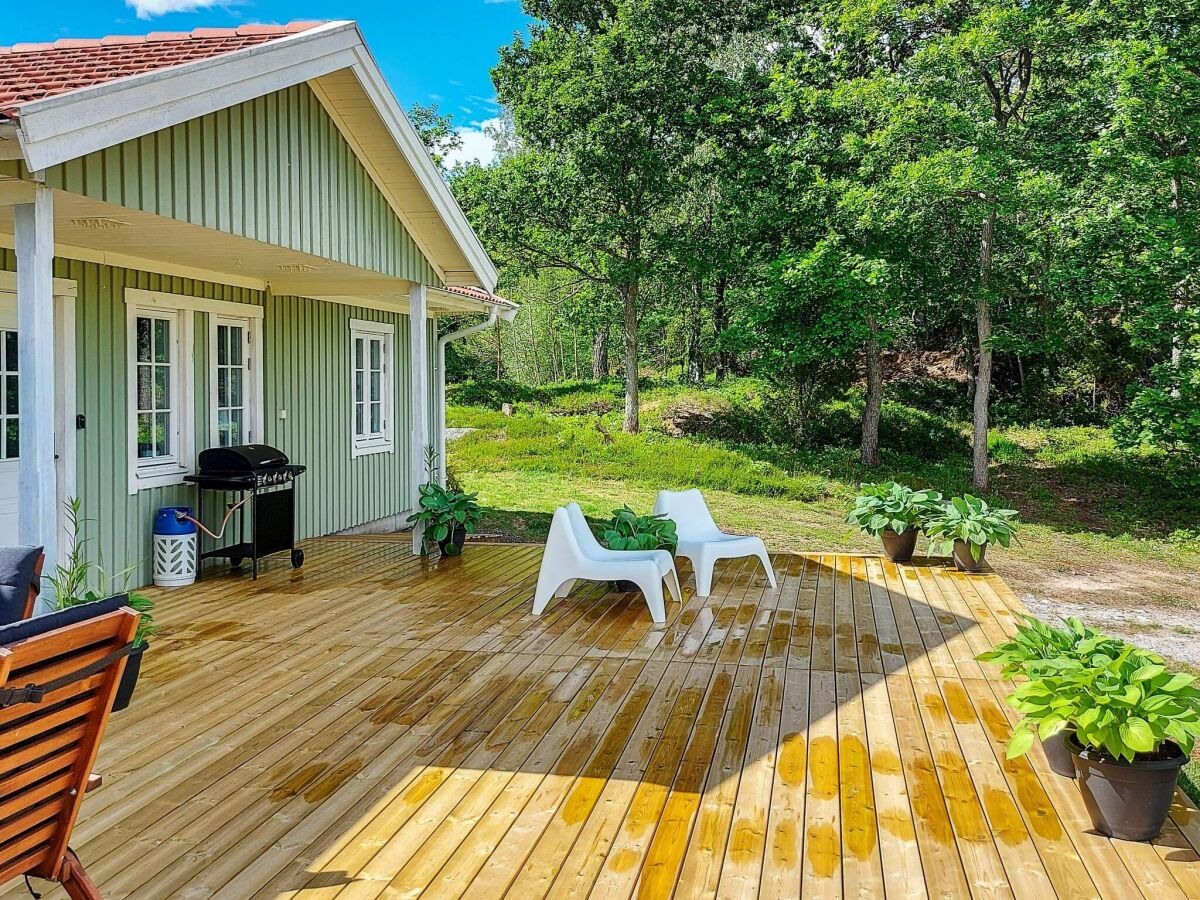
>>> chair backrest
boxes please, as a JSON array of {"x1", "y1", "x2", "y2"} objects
[
  {"x1": 0, "y1": 600, "x2": 138, "y2": 885},
  {"x1": 653, "y1": 489, "x2": 719, "y2": 539},
  {"x1": 545, "y1": 507, "x2": 588, "y2": 566},
  {"x1": 564, "y1": 503, "x2": 606, "y2": 559}
]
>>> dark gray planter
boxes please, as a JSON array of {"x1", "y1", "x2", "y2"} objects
[
  {"x1": 880, "y1": 528, "x2": 919, "y2": 563},
  {"x1": 1068, "y1": 733, "x2": 1187, "y2": 841},
  {"x1": 1041, "y1": 727, "x2": 1077, "y2": 778},
  {"x1": 952, "y1": 540, "x2": 987, "y2": 573},
  {"x1": 111, "y1": 642, "x2": 147, "y2": 713}
]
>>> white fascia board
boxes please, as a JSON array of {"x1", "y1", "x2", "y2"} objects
[
  {"x1": 14, "y1": 22, "x2": 360, "y2": 172},
  {"x1": 344, "y1": 45, "x2": 500, "y2": 294}
]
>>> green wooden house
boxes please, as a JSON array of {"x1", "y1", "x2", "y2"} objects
[{"x1": 0, "y1": 21, "x2": 514, "y2": 585}]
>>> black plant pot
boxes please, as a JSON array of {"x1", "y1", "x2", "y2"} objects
[
  {"x1": 111, "y1": 642, "x2": 147, "y2": 713},
  {"x1": 612, "y1": 580, "x2": 640, "y2": 592},
  {"x1": 952, "y1": 540, "x2": 987, "y2": 573},
  {"x1": 880, "y1": 529, "x2": 919, "y2": 563},
  {"x1": 1068, "y1": 733, "x2": 1187, "y2": 841},
  {"x1": 438, "y1": 524, "x2": 467, "y2": 557},
  {"x1": 1041, "y1": 727, "x2": 1077, "y2": 778}
]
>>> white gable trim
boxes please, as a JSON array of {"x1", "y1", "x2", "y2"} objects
[{"x1": 9, "y1": 21, "x2": 498, "y2": 292}]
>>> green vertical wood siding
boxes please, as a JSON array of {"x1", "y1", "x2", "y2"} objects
[
  {"x1": 40, "y1": 84, "x2": 441, "y2": 287},
  {"x1": 2, "y1": 251, "x2": 415, "y2": 587}
]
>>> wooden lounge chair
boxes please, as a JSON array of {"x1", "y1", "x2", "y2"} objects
[{"x1": 0, "y1": 596, "x2": 139, "y2": 899}]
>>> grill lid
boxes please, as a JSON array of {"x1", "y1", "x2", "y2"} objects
[{"x1": 197, "y1": 444, "x2": 289, "y2": 474}]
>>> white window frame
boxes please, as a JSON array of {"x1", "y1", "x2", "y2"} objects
[
  {"x1": 125, "y1": 288, "x2": 265, "y2": 493},
  {"x1": 209, "y1": 314, "x2": 263, "y2": 448},
  {"x1": 126, "y1": 304, "x2": 193, "y2": 493},
  {"x1": 350, "y1": 318, "x2": 396, "y2": 458}
]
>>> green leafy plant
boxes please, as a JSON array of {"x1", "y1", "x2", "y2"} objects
[
  {"x1": 846, "y1": 482, "x2": 943, "y2": 537},
  {"x1": 48, "y1": 497, "x2": 160, "y2": 648},
  {"x1": 601, "y1": 506, "x2": 678, "y2": 552},
  {"x1": 1006, "y1": 643, "x2": 1200, "y2": 763},
  {"x1": 976, "y1": 615, "x2": 1129, "y2": 680},
  {"x1": 924, "y1": 495, "x2": 1019, "y2": 562},
  {"x1": 407, "y1": 483, "x2": 483, "y2": 556}
]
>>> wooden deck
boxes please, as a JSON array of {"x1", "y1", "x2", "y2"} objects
[{"x1": 11, "y1": 538, "x2": 1200, "y2": 899}]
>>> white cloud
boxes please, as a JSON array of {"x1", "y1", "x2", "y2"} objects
[
  {"x1": 444, "y1": 117, "x2": 502, "y2": 169},
  {"x1": 126, "y1": 0, "x2": 224, "y2": 18}
]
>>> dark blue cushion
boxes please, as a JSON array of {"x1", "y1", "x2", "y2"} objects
[
  {"x1": 0, "y1": 545, "x2": 43, "y2": 627},
  {"x1": 0, "y1": 593, "x2": 129, "y2": 646}
]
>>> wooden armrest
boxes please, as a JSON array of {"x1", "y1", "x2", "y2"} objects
[{"x1": 86, "y1": 773, "x2": 103, "y2": 793}]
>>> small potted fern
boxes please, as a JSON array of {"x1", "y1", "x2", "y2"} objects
[{"x1": 846, "y1": 482, "x2": 942, "y2": 562}]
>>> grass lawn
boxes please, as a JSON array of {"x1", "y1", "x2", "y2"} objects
[{"x1": 448, "y1": 376, "x2": 1200, "y2": 669}]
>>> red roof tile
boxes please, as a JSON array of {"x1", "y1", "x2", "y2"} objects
[
  {"x1": 0, "y1": 22, "x2": 326, "y2": 118},
  {"x1": 439, "y1": 285, "x2": 515, "y2": 308}
]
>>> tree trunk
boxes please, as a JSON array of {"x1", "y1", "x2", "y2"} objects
[
  {"x1": 620, "y1": 281, "x2": 640, "y2": 433},
  {"x1": 973, "y1": 209, "x2": 996, "y2": 492},
  {"x1": 592, "y1": 327, "x2": 609, "y2": 380},
  {"x1": 1171, "y1": 172, "x2": 1185, "y2": 374},
  {"x1": 495, "y1": 323, "x2": 502, "y2": 379},
  {"x1": 861, "y1": 315, "x2": 883, "y2": 467},
  {"x1": 713, "y1": 276, "x2": 731, "y2": 381},
  {"x1": 686, "y1": 282, "x2": 705, "y2": 384}
]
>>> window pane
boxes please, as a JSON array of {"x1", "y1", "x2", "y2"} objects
[
  {"x1": 136, "y1": 317, "x2": 152, "y2": 363},
  {"x1": 370, "y1": 401, "x2": 381, "y2": 433},
  {"x1": 355, "y1": 371, "x2": 363, "y2": 404},
  {"x1": 155, "y1": 365, "x2": 170, "y2": 409},
  {"x1": 355, "y1": 338, "x2": 364, "y2": 369},
  {"x1": 217, "y1": 368, "x2": 228, "y2": 407},
  {"x1": 217, "y1": 325, "x2": 228, "y2": 366},
  {"x1": 4, "y1": 331, "x2": 16, "y2": 372},
  {"x1": 229, "y1": 368, "x2": 243, "y2": 406},
  {"x1": 5, "y1": 420, "x2": 16, "y2": 460},
  {"x1": 154, "y1": 319, "x2": 170, "y2": 363},
  {"x1": 369, "y1": 338, "x2": 381, "y2": 370},
  {"x1": 137, "y1": 413, "x2": 154, "y2": 458},
  {"x1": 217, "y1": 409, "x2": 230, "y2": 447},
  {"x1": 155, "y1": 412, "x2": 170, "y2": 457},
  {"x1": 230, "y1": 408, "x2": 243, "y2": 445},
  {"x1": 229, "y1": 327, "x2": 243, "y2": 365},
  {"x1": 355, "y1": 402, "x2": 364, "y2": 436},
  {"x1": 5, "y1": 374, "x2": 16, "y2": 416},
  {"x1": 370, "y1": 370, "x2": 381, "y2": 404},
  {"x1": 137, "y1": 365, "x2": 153, "y2": 411}
]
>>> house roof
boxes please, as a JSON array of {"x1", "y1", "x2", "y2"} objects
[
  {"x1": 439, "y1": 285, "x2": 516, "y2": 310},
  {"x1": 0, "y1": 23, "x2": 323, "y2": 118},
  {"x1": 0, "y1": 21, "x2": 500, "y2": 293}
]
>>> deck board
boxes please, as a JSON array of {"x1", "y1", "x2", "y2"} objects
[{"x1": 7, "y1": 538, "x2": 1200, "y2": 899}]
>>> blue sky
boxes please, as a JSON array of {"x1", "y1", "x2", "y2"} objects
[{"x1": 0, "y1": 0, "x2": 531, "y2": 164}]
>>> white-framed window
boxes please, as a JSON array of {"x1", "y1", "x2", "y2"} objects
[
  {"x1": 210, "y1": 316, "x2": 259, "y2": 447},
  {"x1": 350, "y1": 319, "x2": 395, "y2": 457},
  {"x1": 127, "y1": 305, "x2": 193, "y2": 492}
]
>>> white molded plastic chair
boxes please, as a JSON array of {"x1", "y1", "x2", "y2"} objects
[
  {"x1": 533, "y1": 503, "x2": 682, "y2": 623},
  {"x1": 653, "y1": 489, "x2": 777, "y2": 597}
]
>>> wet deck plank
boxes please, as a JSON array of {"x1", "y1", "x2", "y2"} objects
[{"x1": 7, "y1": 538, "x2": 1200, "y2": 899}]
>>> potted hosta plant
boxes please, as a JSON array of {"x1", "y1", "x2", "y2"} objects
[
  {"x1": 846, "y1": 482, "x2": 942, "y2": 562},
  {"x1": 407, "y1": 481, "x2": 483, "y2": 556},
  {"x1": 601, "y1": 506, "x2": 678, "y2": 591},
  {"x1": 978, "y1": 616, "x2": 1127, "y2": 776},
  {"x1": 1006, "y1": 644, "x2": 1200, "y2": 841},
  {"x1": 924, "y1": 495, "x2": 1019, "y2": 572}
]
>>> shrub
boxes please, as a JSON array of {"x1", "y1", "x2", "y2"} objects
[
  {"x1": 976, "y1": 615, "x2": 1128, "y2": 680},
  {"x1": 601, "y1": 506, "x2": 678, "y2": 552},
  {"x1": 924, "y1": 495, "x2": 1020, "y2": 562}
]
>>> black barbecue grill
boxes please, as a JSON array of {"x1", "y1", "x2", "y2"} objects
[{"x1": 186, "y1": 444, "x2": 306, "y2": 579}]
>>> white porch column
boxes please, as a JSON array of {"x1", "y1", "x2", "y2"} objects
[
  {"x1": 409, "y1": 283, "x2": 429, "y2": 554},
  {"x1": 14, "y1": 184, "x2": 57, "y2": 569}
]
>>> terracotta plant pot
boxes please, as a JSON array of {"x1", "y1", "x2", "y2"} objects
[
  {"x1": 952, "y1": 540, "x2": 987, "y2": 573},
  {"x1": 1068, "y1": 733, "x2": 1187, "y2": 841},
  {"x1": 880, "y1": 529, "x2": 919, "y2": 563},
  {"x1": 1041, "y1": 727, "x2": 1077, "y2": 778}
]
